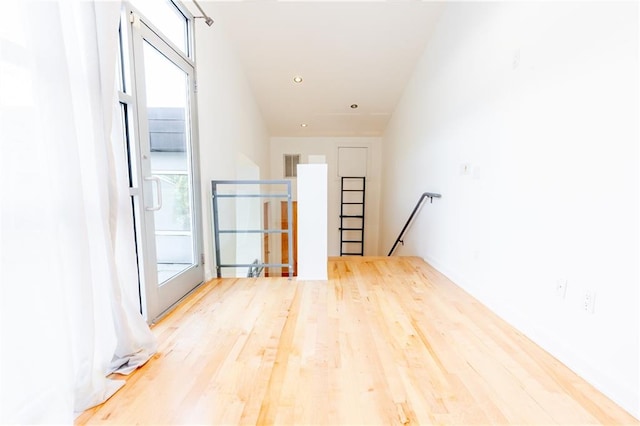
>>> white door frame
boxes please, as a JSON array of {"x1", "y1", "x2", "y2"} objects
[{"x1": 121, "y1": 3, "x2": 204, "y2": 322}]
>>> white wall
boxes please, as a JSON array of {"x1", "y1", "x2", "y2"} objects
[
  {"x1": 233, "y1": 154, "x2": 262, "y2": 278},
  {"x1": 270, "y1": 137, "x2": 382, "y2": 256},
  {"x1": 381, "y1": 1, "x2": 639, "y2": 418},
  {"x1": 192, "y1": 8, "x2": 271, "y2": 279}
]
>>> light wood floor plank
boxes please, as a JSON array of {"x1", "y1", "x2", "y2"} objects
[{"x1": 76, "y1": 256, "x2": 638, "y2": 425}]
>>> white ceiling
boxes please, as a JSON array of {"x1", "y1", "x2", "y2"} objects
[{"x1": 207, "y1": 1, "x2": 444, "y2": 137}]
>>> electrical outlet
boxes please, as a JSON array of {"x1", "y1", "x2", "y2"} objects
[
  {"x1": 555, "y1": 279, "x2": 567, "y2": 299},
  {"x1": 584, "y1": 291, "x2": 596, "y2": 314},
  {"x1": 460, "y1": 163, "x2": 472, "y2": 176},
  {"x1": 512, "y1": 49, "x2": 521, "y2": 70}
]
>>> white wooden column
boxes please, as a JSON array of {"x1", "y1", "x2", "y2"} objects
[{"x1": 296, "y1": 164, "x2": 328, "y2": 280}]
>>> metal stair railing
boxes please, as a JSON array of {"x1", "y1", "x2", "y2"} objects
[
  {"x1": 387, "y1": 192, "x2": 441, "y2": 256},
  {"x1": 211, "y1": 180, "x2": 293, "y2": 278}
]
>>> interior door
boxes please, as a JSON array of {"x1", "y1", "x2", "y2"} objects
[
  {"x1": 131, "y1": 16, "x2": 203, "y2": 321},
  {"x1": 281, "y1": 201, "x2": 297, "y2": 277}
]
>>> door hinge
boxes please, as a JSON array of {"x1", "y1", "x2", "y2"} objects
[
  {"x1": 194, "y1": 80, "x2": 198, "y2": 94},
  {"x1": 200, "y1": 253, "x2": 205, "y2": 265},
  {"x1": 130, "y1": 12, "x2": 141, "y2": 28}
]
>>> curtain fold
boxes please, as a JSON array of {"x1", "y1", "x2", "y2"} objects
[{"x1": 1, "y1": 1, "x2": 157, "y2": 423}]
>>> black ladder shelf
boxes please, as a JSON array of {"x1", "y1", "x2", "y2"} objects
[{"x1": 339, "y1": 176, "x2": 365, "y2": 256}]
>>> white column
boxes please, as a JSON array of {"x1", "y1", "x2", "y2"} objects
[{"x1": 296, "y1": 164, "x2": 328, "y2": 280}]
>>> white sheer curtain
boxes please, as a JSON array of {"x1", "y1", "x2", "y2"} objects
[{"x1": 0, "y1": 1, "x2": 157, "y2": 423}]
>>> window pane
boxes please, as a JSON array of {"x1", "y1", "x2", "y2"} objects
[
  {"x1": 120, "y1": 102, "x2": 135, "y2": 187},
  {"x1": 143, "y1": 41, "x2": 195, "y2": 284},
  {"x1": 131, "y1": 0, "x2": 188, "y2": 55}
]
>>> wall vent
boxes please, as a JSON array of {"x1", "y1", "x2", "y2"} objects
[{"x1": 283, "y1": 154, "x2": 301, "y2": 178}]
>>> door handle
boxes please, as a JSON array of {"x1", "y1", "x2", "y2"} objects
[{"x1": 144, "y1": 176, "x2": 163, "y2": 211}]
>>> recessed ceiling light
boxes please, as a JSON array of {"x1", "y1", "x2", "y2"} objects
[
  {"x1": 293, "y1": 76, "x2": 303, "y2": 84},
  {"x1": 300, "y1": 123, "x2": 308, "y2": 127},
  {"x1": 350, "y1": 104, "x2": 358, "y2": 109}
]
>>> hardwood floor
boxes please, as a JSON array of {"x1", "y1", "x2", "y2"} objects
[{"x1": 77, "y1": 257, "x2": 638, "y2": 425}]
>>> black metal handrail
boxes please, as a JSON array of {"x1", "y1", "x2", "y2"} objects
[{"x1": 387, "y1": 192, "x2": 442, "y2": 256}]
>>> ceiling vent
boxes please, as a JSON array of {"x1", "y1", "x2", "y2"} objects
[{"x1": 283, "y1": 154, "x2": 301, "y2": 178}]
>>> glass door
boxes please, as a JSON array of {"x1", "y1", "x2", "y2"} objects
[{"x1": 129, "y1": 11, "x2": 203, "y2": 321}]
